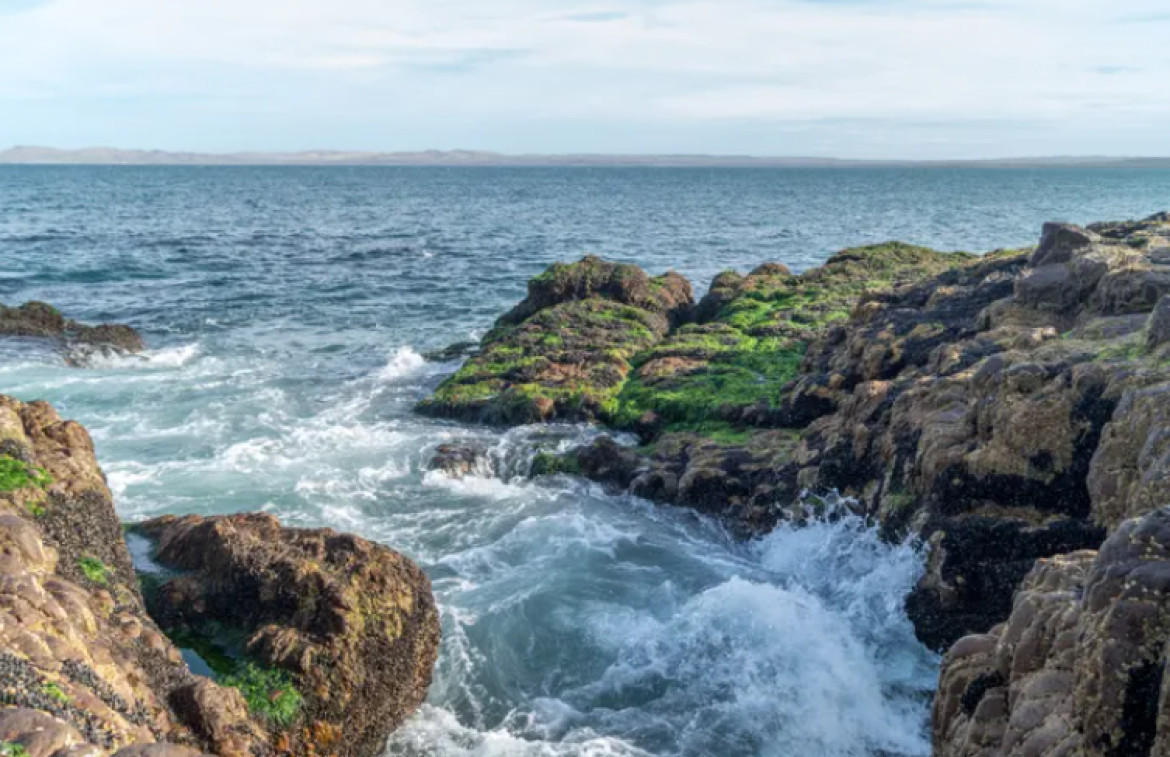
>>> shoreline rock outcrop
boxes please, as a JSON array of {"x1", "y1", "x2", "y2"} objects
[
  {"x1": 0, "y1": 395, "x2": 439, "y2": 757},
  {"x1": 419, "y1": 211, "x2": 1170, "y2": 755}
]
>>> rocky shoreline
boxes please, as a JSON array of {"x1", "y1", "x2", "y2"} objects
[
  {"x1": 3, "y1": 212, "x2": 1170, "y2": 756},
  {"x1": 0, "y1": 379, "x2": 439, "y2": 753},
  {"x1": 423, "y1": 211, "x2": 1170, "y2": 756}
]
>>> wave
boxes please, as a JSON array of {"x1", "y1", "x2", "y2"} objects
[
  {"x1": 378, "y1": 345, "x2": 428, "y2": 381},
  {"x1": 84, "y1": 342, "x2": 202, "y2": 370}
]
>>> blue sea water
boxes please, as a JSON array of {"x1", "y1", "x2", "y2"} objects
[{"x1": 1, "y1": 165, "x2": 1168, "y2": 756}]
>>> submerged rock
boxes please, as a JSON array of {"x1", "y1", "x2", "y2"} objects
[
  {"x1": 136, "y1": 513, "x2": 440, "y2": 757},
  {"x1": 0, "y1": 301, "x2": 145, "y2": 363},
  {"x1": 426, "y1": 442, "x2": 492, "y2": 478}
]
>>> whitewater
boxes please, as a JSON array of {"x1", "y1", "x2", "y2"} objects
[{"x1": 4, "y1": 164, "x2": 1169, "y2": 755}]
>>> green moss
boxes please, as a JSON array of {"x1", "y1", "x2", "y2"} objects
[
  {"x1": 613, "y1": 340, "x2": 806, "y2": 427},
  {"x1": 0, "y1": 455, "x2": 52, "y2": 493},
  {"x1": 0, "y1": 742, "x2": 29, "y2": 757},
  {"x1": 78, "y1": 556, "x2": 111, "y2": 585},
  {"x1": 41, "y1": 682, "x2": 69, "y2": 704},
  {"x1": 220, "y1": 663, "x2": 303, "y2": 729},
  {"x1": 530, "y1": 451, "x2": 583, "y2": 477},
  {"x1": 661, "y1": 421, "x2": 754, "y2": 445}
]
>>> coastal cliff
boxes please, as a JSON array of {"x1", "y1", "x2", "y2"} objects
[
  {"x1": 0, "y1": 391, "x2": 439, "y2": 757},
  {"x1": 421, "y1": 211, "x2": 1170, "y2": 755}
]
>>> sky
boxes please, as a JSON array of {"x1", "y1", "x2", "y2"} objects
[{"x1": 1, "y1": 0, "x2": 1168, "y2": 158}]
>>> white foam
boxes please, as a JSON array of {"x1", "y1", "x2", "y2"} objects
[
  {"x1": 378, "y1": 345, "x2": 427, "y2": 381},
  {"x1": 387, "y1": 706, "x2": 650, "y2": 757},
  {"x1": 85, "y1": 342, "x2": 202, "y2": 370}
]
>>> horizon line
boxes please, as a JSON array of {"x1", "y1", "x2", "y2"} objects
[{"x1": 3, "y1": 145, "x2": 1170, "y2": 168}]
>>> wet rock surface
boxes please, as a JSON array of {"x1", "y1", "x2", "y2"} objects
[{"x1": 0, "y1": 302, "x2": 145, "y2": 363}]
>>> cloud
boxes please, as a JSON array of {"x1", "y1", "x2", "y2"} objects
[{"x1": 0, "y1": 0, "x2": 1168, "y2": 156}]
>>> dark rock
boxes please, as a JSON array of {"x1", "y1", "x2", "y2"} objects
[
  {"x1": 427, "y1": 443, "x2": 491, "y2": 478},
  {"x1": 0, "y1": 302, "x2": 145, "y2": 361},
  {"x1": 1031, "y1": 222, "x2": 1098, "y2": 267},
  {"x1": 934, "y1": 507, "x2": 1170, "y2": 757},
  {"x1": 421, "y1": 341, "x2": 480, "y2": 363},
  {"x1": 1147, "y1": 295, "x2": 1170, "y2": 351}
]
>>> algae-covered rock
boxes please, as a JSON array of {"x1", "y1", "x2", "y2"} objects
[
  {"x1": 136, "y1": 513, "x2": 440, "y2": 757},
  {"x1": 612, "y1": 244, "x2": 972, "y2": 429},
  {"x1": 417, "y1": 256, "x2": 693, "y2": 425}
]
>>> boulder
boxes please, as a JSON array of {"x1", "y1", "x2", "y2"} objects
[
  {"x1": 426, "y1": 442, "x2": 492, "y2": 478},
  {"x1": 417, "y1": 257, "x2": 694, "y2": 425},
  {"x1": 0, "y1": 395, "x2": 267, "y2": 757},
  {"x1": 1030, "y1": 222, "x2": 1098, "y2": 267},
  {"x1": 136, "y1": 513, "x2": 440, "y2": 757},
  {"x1": 0, "y1": 302, "x2": 145, "y2": 361}
]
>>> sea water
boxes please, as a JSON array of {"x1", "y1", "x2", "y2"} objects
[{"x1": 2, "y1": 165, "x2": 1168, "y2": 756}]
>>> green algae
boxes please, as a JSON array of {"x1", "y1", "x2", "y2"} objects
[
  {"x1": 0, "y1": 455, "x2": 52, "y2": 493},
  {"x1": 220, "y1": 662, "x2": 303, "y2": 728},
  {"x1": 611, "y1": 242, "x2": 970, "y2": 431},
  {"x1": 77, "y1": 556, "x2": 111, "y2": 585}
]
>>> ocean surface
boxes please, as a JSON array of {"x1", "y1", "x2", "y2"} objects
[{"x1": 2, "y1": 165, "x2": 1169, "y2": 757}]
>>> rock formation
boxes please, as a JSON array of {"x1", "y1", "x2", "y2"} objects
[
  {"x1": 0, "y1": 302, "x2": 145, "y2": 363},
  {"x1": 0, "y1": 395, "x2": 439, "y2": 757},
  {"x1": 464, "y1": 213, "x2": 1170, "y2": 649}
]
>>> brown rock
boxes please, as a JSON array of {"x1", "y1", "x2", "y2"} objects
[{"x1": 137, "y1": 513, "x2": 440, "y2": 757}]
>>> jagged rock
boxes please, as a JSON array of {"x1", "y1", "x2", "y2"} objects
[
  {"x1": 1087, "y1": 380, "x2": 1170, "y2": 531},
  {"x1": 136, "y1": 513, "x2": 440, "y2": 757},
  {"x1": 1030, "y1": 222, "x2": 1098, "y2": 267},
  {"x1": 934, "y1": 507, "x2": 1170, "y2": 757},
  {"x1": 0, "y1": 302, "x2": 145, "y2": 361},
  {"x1": 0, "y1": 394, "x2": 438, "y2": 757},
  {"x1": 1148, "y1": 295, "x2": 1170, "y2": 350},
  {"x1": 426, "y1": 443, "x2": 491, "y2": 478}
]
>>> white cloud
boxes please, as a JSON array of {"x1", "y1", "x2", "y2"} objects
[{"x1": 0, "y1": 0, "x2": 1168, "y2": 155}]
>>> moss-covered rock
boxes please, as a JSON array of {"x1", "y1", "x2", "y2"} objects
[
  {"x1": 611, "y1": 243, "x2": 973, "y2": 429},
  {"x1": 417, "y1": 256, "x2": 693, "y2": 425}
]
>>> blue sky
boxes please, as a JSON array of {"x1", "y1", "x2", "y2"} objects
[{"x1": 1, "y1": 0, "x2": 1168, "y2": 158}]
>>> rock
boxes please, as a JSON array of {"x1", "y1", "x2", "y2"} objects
[
  {"x1": 0, "y1": 394, "x2": 437, "y2": 757},
  {"x1": 1030, "y1": 222, "x2": 1098, "y2": 267},
  {"x1": 1147, "y1": 295, "x2": 1170, "y2": 350},
  {"x1": 136, "y1": 513, "x2": 440, "y2": 757},
  {"x1": 499, "y1": 255, "x2": 693, "y2": 328},
  {"x1": 417, "y1": 257, "x2": 694, "y2": 425},
  {"x1": 1087, "y1": 380, "x2": 1170, "y2": 530},
  {"x1": 934, "y1": 507, "x2": 1170, "y2": 757},
  {"x1": 426, "y1": 443, "x2": 491, "y2": 478},
  {"x1": 0, "y1": 302, "x2": 145, "y2": 361},
  {"x1": 421, "y1": 341, "x2": 480, "y2": 363}
]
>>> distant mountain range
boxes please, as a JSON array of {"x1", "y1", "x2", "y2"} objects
[{"x1": 3, "y1": 145, "x2": 1169, "y2": 167}]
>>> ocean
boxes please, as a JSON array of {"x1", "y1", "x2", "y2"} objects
[{"x1": 2, "y1": 164, "x2": 1168, "y2": 756}]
